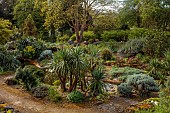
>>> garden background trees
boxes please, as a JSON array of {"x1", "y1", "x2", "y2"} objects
[
  {"x1": 118, "y1": 0, "x2": 170, "y2": 31},
  {"x1": 42, "y1": 0, "x2": 115, "y2": 42},
  {"x1": 0, "y1": 18, "x2": 13, "y2": 44}
]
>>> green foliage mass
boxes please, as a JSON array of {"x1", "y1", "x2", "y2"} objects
[
  {"x1": 14, "y1": 0, "x2": 34, "y2": 26},
  {"x1": 100, "y1": 48, "x2": 112, "y2": 61},
  {"x1": 0, "y1": 45, "x2": 20, "y2": 72},
  {"x1": 16, "y1": 37, "x2": 46, "y2": 59},
  {"x1": 48, "y1": 87, "x2": 61, "y2": 103},
  {"x1": 67, "y1": 90, "x2": 84, "y2": 103},
  {"x1": 15, "y1": 65, "x2": 44, "y2": 90},
  {"x1": 127, "y1": 74, "x2": 159, "y2": 97},
  {"x1": 0, "y1": 18, "x2": 13, "y2": 44},
  {"x1": 101, "y1": 30, "x2": 128, "y2": 42},
  {"x1": 22, "y1": 14, "x2": 37, "y2": 37},
  {"x1": 143, "y1": 31, "x2": 170, "y2": 57},
  {"x1": 117, "y1": 83, "x2": 133, "y2": 97},
  {"x1": 70, "y1": 31, "x2": 97, "y2": 41}
]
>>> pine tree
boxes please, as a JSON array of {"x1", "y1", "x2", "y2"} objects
[{"x1": 22, "y1": 14, "x2": 37, "y2": 37}]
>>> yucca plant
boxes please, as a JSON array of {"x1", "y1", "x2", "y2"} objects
[
  {"x1": 52, "y1": 48, "x2": 71, "y2": 91},
  {"x1": 89, "y1": 67, "x2": 106, "y2": 96},
  {"x1": 51, "y1": 46, "x2": 88, "y2": 92},
  {"x1": 68, "y1": 47, "x2": 88, "y2": 92}
]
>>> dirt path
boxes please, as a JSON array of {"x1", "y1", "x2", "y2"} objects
[
  {"x1": 0, "y1": 74, "x2": 139, "y2": 113},
  {"x1": 0, "y1": 74, "x2": 105, "y2": 113}
]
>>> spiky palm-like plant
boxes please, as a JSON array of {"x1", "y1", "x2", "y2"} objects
[
  {"x1": 52, "y1": 48, "x2": 71, "y2": 91},
  {"x1": 89, "y1": 67, "x2": 106, "y2": 95}
]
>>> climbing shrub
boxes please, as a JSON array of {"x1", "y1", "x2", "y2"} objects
[{"x1": 67, "y1": 90, "x2": 84, "y2": 103}]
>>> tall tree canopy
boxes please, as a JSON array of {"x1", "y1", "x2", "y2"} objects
[
  {"x1": 41, "y1": 0, "x2": 115, "y2": 42},
  {"x1": 22, "y1": 14, "x2": 37, "y2": 37},
  {"x1": 0, "y1": 18, "x2": 13, "y2": 44}
]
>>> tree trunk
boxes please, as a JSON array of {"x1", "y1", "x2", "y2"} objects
[
  {"x1": 68, "y1": 73, "x2": 73, "y2": 92},
  {"x1": 79, "y1": 23, "x2": 85, "y2": 42},
  {"x1": 58, "y1": 75, "x2": 67, "y2": 92}
]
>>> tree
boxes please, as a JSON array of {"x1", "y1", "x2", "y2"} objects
[
  {"x1": 0, "y1": 0, "x2": 16, "y2": 20},
  {"x1": 0, "y1": 18, "x2": 13, "y2": 44},
  {"x1": 13, "y1": 0, "x2": 46, "y2": 34},
  {"x1": 22, "y1": 14, "x2": 37, "y2": 36},
  {"x1": 92, "y1": 11, "x2": 118, "y2": 36},
  {"x1": 140, "y1": 0, "x2": 170, "y2": 30},
  {"x1": 52, "y1": 47, "x2": 87, "y2": 92},
  {"x1": 118, "y1": 0, "x2": 170, "y2": 30},
  {"x1": 13, "y1": 0, "x2": 34, "y2": 27},
  {"x1": 43, "y1": 0, "x2": 114, "y2": 43},
  {"x1": 118, "y1": 0, "x2": 141, "y2": 28}
]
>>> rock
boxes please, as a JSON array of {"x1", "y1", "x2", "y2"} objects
[
  {"x1": 31, "y1": 86, "x2": 49, "y2": 98},
  {"x1": 5, "y1": 78, "x2": 18, "y2": 85}
]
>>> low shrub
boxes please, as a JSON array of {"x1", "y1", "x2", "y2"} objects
[
  {"x1": 0, "y1": 45, "x2": 20, "y2": 72},
  {"x1": 100, "y1": 48, "x2": 112, "y2": 61},
  {"x1": 128, "y1": 28, "x2": 150, "y2": 39},
  {"x1": 101, "y1": 30, "x2": 128, "y2": 42},
  {"x1": 127, "y1": 74, "x2": 159, "y2": 97},
  {"x1": 67, "y1": 90, "x2": 84, "y2": 103},
  {"x1": 48, "y1": 87, "x2": 61, "y2": 103},
  {"x1": 16, "y1": 37, "x2": 46, "y2": 59},
  {"x1": 118, "y1": 38, "x2": 145, "y2": 57},
  {"x1": 70, "y1": 31, "x2": 96, "y2": 41},
  {"x1": 117, "y1": 83, "x2": 133, "y2": 97},
  {"x1": 15, "y1": 65, "x2": 44, "y2": 90},
  {"x1": 38, "y1": 50, "x2": 52, "y2": 61},
  {"x1": 109, "y1": 66, "x2": 144, "y2": 78},
  {"x1": 58, "y1": 34, "x2": 70, "y2": 42}
]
